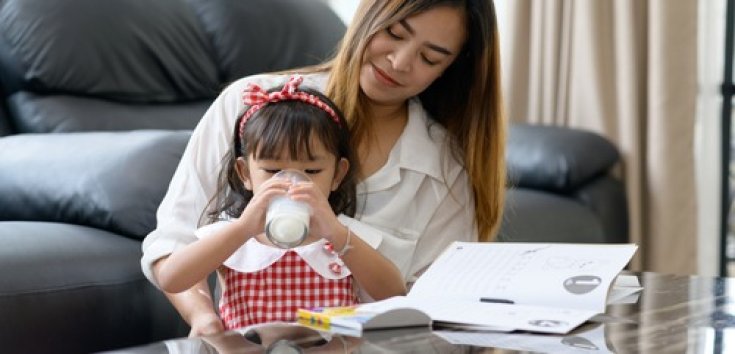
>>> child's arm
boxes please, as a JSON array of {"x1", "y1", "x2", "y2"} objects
[
  {"x1": 290, "y1": 183, "x2": 407, "y2": 299},
  {"x1": 154, "y1": 218, "x2": 258, "y2": 293},
  {"x1": 331, "y1": 224, "x2": 408, "y2": 299},
  {"x1": 154, "y1": 177, "x2": 291, "y2": 293}
]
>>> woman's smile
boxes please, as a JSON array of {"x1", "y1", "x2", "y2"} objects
[{"x1": 372, "y1": 64, "x2": 401, "y2": 87}]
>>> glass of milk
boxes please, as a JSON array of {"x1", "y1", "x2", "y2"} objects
[{"x1": 265, "y1": 170, "x2": 312, "y2": 248}]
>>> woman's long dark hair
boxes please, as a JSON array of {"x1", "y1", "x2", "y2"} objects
[
  {"x1": 317, "y1": 0, "x2": 505, "y2": 242},
  {"x1": 203, "y1": 88, "x2": 356, "y2": 224}
]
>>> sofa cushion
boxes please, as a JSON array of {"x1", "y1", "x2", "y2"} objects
[
  {"x1": 0, "y1": 221, "x2": 187, "y2": 352},
  {"x1": 0, "y1": 0, "x2": 220, "y2": 102},
  {"x1": 0, "y1": 130, "x2": 190, "y2": 239},
  {"x1": 8, "y1": 92, "x2": 210, "y2": 133},
  {"x1": 186, "y1": 0, "x2": 346, "y2": 83},
  {"x1": 507, "y1": 123, "x2": 619, "y2": 193}
]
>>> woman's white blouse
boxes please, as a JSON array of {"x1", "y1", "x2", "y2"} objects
[{"x1": 141, "y1": 72, "x2": 477, "y2": 287}]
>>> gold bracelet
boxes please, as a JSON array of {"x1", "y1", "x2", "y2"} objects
[{"x1": 336, "y1": 227, "x2": 353, "y2": 257}]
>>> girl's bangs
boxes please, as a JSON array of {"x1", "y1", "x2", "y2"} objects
[{"x1": 245, "y1": 102, "x2": 340, "y2": 161}]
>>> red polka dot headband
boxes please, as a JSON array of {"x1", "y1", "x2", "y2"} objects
[{"x1": 239, "y1": 75, "x2": 341, "y2": 137}]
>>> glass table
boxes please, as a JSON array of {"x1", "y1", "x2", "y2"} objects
[{"x1": 105, "y1": 272, "x2": 735, "y2": 353}]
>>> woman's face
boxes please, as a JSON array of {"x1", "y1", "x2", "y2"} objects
[{"x1": 360, "y1": 6, "x2": 467, "y2": 107}]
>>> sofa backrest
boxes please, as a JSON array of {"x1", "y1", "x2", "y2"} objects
[
  {"x1": 0, "y1": 0, "x2": 345, "y2": 134},
  {"x1": 186, "y1": 0, "x2": 347, "y2": 84}
]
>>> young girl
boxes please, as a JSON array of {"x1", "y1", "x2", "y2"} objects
[{"x1": 154, "y1": 75, "x2": 406, "y2": 329}]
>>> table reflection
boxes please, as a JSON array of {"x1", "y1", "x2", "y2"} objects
[
  {"x1": 109, "y1": 272, "x2": 735, "y2": 354},
  {"x1": 159, "y1": 325, "x2": 465, "y2": 354},
  {"x1": 161, "y1": 324, "x2": 361, "y2": 353}
]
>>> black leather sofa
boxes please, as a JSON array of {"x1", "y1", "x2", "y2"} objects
[{"x1": 0, "y1": 0, "x2": 627, "y2": 353}]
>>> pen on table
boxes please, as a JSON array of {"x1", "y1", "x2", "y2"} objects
[{"x1": 479, "y1": 298, "x2": 515, "y2": 304}]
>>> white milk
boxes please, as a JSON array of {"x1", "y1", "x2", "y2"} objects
[
  {"x1": 266, "y1": 196, "x2": 310, "y2": 246},
  {"x1": 264, "y1": 170, "x2": 312, "y2": 248}
]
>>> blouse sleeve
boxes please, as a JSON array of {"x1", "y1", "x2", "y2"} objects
[
  {"x1": 140, "y1": 85, "x2": 239, "y2": 287},
  {"x1": 336, "y1": 214, "x2": 384, "y2": 249}
]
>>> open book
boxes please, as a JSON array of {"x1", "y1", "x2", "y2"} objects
[{"x1": 297, "y1": 241, "x2": 639, "y2": 336}]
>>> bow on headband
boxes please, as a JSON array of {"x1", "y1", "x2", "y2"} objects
[{"x1": 239, "y1": 75, "x2": 341, "y2": 137}]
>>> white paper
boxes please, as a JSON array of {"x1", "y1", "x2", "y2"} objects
[
  {"x1": 409, "y1": 242, "x2": 638, "y2": 313},
  {"x1": 359, "y1": 295, "x2": 597, "y2": 334}
]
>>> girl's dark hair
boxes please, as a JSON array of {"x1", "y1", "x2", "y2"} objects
[{"x1": 204, "y1": 87, "x2": 356, "y2": 224}]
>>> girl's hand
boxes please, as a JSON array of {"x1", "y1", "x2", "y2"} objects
[
  {"x1": 238, "y1": 177, "x2": 290, "y2": 229},
  {"x1": 287, "y1": 182, "x2": 342, "y2": 241}
]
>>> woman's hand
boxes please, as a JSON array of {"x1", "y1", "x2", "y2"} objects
[{"x1": 188, "y1": 312, "x2": 225, "y2": 337}]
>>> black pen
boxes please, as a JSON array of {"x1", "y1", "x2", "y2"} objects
[{"x1": 479, "y1": 298, "x2": 515, "y2": 304}]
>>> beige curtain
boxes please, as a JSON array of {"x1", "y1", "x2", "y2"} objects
[{"x1": 501, "y1": 0, "x2": 699, "y2": 274}]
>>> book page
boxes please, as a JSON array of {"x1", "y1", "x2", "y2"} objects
[
  {"x1": 359, "y1": 296, "x2": 596, "y2": 334},
  {"x1": 408, "y1": 242, "x2": 637, "y2": 313},
  {"x1": 426, "y1": 301, "x2": 596, "y2": 334}
]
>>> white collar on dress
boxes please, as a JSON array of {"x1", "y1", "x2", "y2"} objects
[{"x1": 195, "y1": 221, "x2": 351, "y2": 279}]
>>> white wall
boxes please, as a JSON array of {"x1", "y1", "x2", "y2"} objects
[{"x1": 327, "y1": 0, "x2": 359, "y2": 24}]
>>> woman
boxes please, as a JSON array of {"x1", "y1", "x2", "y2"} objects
[{"x1": 141, "y1": 0, "x2": 505, "y2": 336}]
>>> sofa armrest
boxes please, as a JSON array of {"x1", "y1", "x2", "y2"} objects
[
  {"x1": 0, "y1": 130, "x2": 191, "y2": 239},
  {"x1": 574, "y1": 175, "x2": 629, "y2": 243},
  {"x1": 506, "y1": 123, "x2": 620, "y2": 193}
]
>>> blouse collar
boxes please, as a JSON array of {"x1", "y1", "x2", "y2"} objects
[{"x1": 360, "y1": 98, "x2": 453, "y2": 194}]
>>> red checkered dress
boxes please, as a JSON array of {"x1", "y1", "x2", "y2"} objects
[{"x1": 218, "y1": 249, "x2": 358, "y2": 329}]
